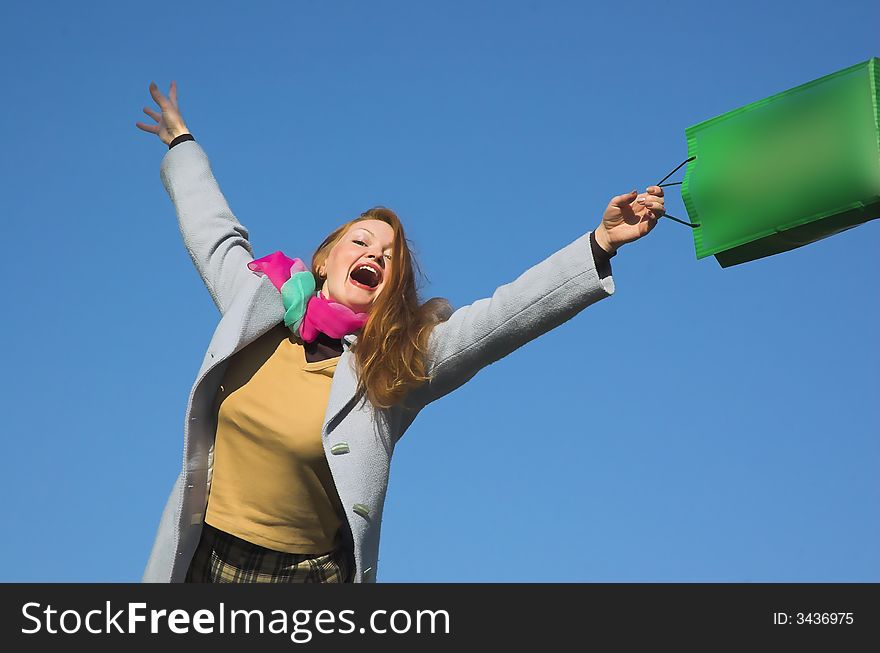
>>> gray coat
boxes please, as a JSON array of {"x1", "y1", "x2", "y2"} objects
[{"x1": 142, "y1": 140, "x2": 615, "y2": 583}]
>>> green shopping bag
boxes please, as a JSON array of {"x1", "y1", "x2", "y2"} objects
[{"x1": 680, "y1": 57, "x2": 880, "y2": 268}]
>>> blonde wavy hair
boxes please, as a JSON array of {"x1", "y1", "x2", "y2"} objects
[{"x1": 308, "y1": 207, "x2": 452, "y2": 410}]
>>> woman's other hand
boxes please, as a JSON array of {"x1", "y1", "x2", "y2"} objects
[
  {"x1": 135, "y1": 80, "x2": 190, "y2": 145},
  {"x1": 594, "y1": 186, "x2": 665, "y2": 253}
]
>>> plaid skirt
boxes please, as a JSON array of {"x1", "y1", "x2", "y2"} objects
[{"x1": 185, "y1": 522, "x2": 354, "y2": 583}]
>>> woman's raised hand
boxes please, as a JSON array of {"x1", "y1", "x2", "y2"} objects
[
  {"x1": 135, "y1": 80, "x2": 190, "y2": 146},
  {"x1": 593, "y1": 186, "x2": 666, "y2": 253}
]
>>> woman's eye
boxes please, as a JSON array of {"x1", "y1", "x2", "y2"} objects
[
  {"x1": 384, "y1": 255, "x2": 392, "y2": 261},
  {"x1": 353, "y1": 240, "x2": 366, "y2": 246}
]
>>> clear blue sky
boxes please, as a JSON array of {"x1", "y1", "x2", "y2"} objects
[{"x1": 0, "y1": 0, "x2": 877, "y2": 582}]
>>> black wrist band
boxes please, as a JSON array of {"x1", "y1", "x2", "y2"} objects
[
  {"x1": 589, "y1": 231, "x2": 614, "y2": 280},
  {"x1": 169, "y1": 133, "x2": 195, "y2": 149},
  {"x1": 590, "y1": 230, "x2": 617, "y2": 258}
]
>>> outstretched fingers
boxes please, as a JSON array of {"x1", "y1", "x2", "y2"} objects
[
  {"x1": 137, "y1": 83, "x2": 167, "y2": 135},
  {"x1": 148, "y1": 81, "x2": 169, "y2": 110},
  {"x1": 135, "y1": 106, "x2": 162, "y2": 134}
]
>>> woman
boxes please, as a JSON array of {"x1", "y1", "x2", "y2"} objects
[{"x1": 135, "y1": 80, "x2": 665, "y2": 583}]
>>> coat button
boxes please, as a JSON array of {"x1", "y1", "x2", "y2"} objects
[
  {"x1": 352, "y1": 503, "x2": 370, "y2": 518},
  {"x1": 331, "y1": 442, "x2": 350, "y2": 455}
]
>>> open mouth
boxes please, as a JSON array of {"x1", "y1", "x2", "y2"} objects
[{"x1": 349, "y1": 264, "x2": 381, "y2": 290}]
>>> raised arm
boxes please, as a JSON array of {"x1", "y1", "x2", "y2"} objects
[
  {"x1": 137, "y1": 81, "x2": 254, "y2": 315},
  {"x1": 418, "y1": 231, "x2": 614, "y2": 405},
  {"x1": 415, "y1": 188, "x2": 666, "y2": 406}
]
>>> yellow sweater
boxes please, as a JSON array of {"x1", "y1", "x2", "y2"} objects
[{"x1": 204, "y1": 322, "x2": 345, "y2": 554}]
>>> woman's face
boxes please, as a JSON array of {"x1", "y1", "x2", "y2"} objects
[{"x1": 320, "y1": 219, "x2": 395, "y2": 314}]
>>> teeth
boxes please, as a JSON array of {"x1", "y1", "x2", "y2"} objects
[{"x1": 356, "y1": 265, "x2": 379, "y2": 278}]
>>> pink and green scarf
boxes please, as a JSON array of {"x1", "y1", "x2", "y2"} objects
[{"x1": 247, "y1": 251, "x2": 368, "y2": 342}]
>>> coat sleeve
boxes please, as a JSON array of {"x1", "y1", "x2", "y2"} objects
[
  {"x1": 419, "y1": 231, "x2": 615, "y2": 405},
  {"x1": 160, "y1": 140, "x2": 255, "y2": 315}
]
